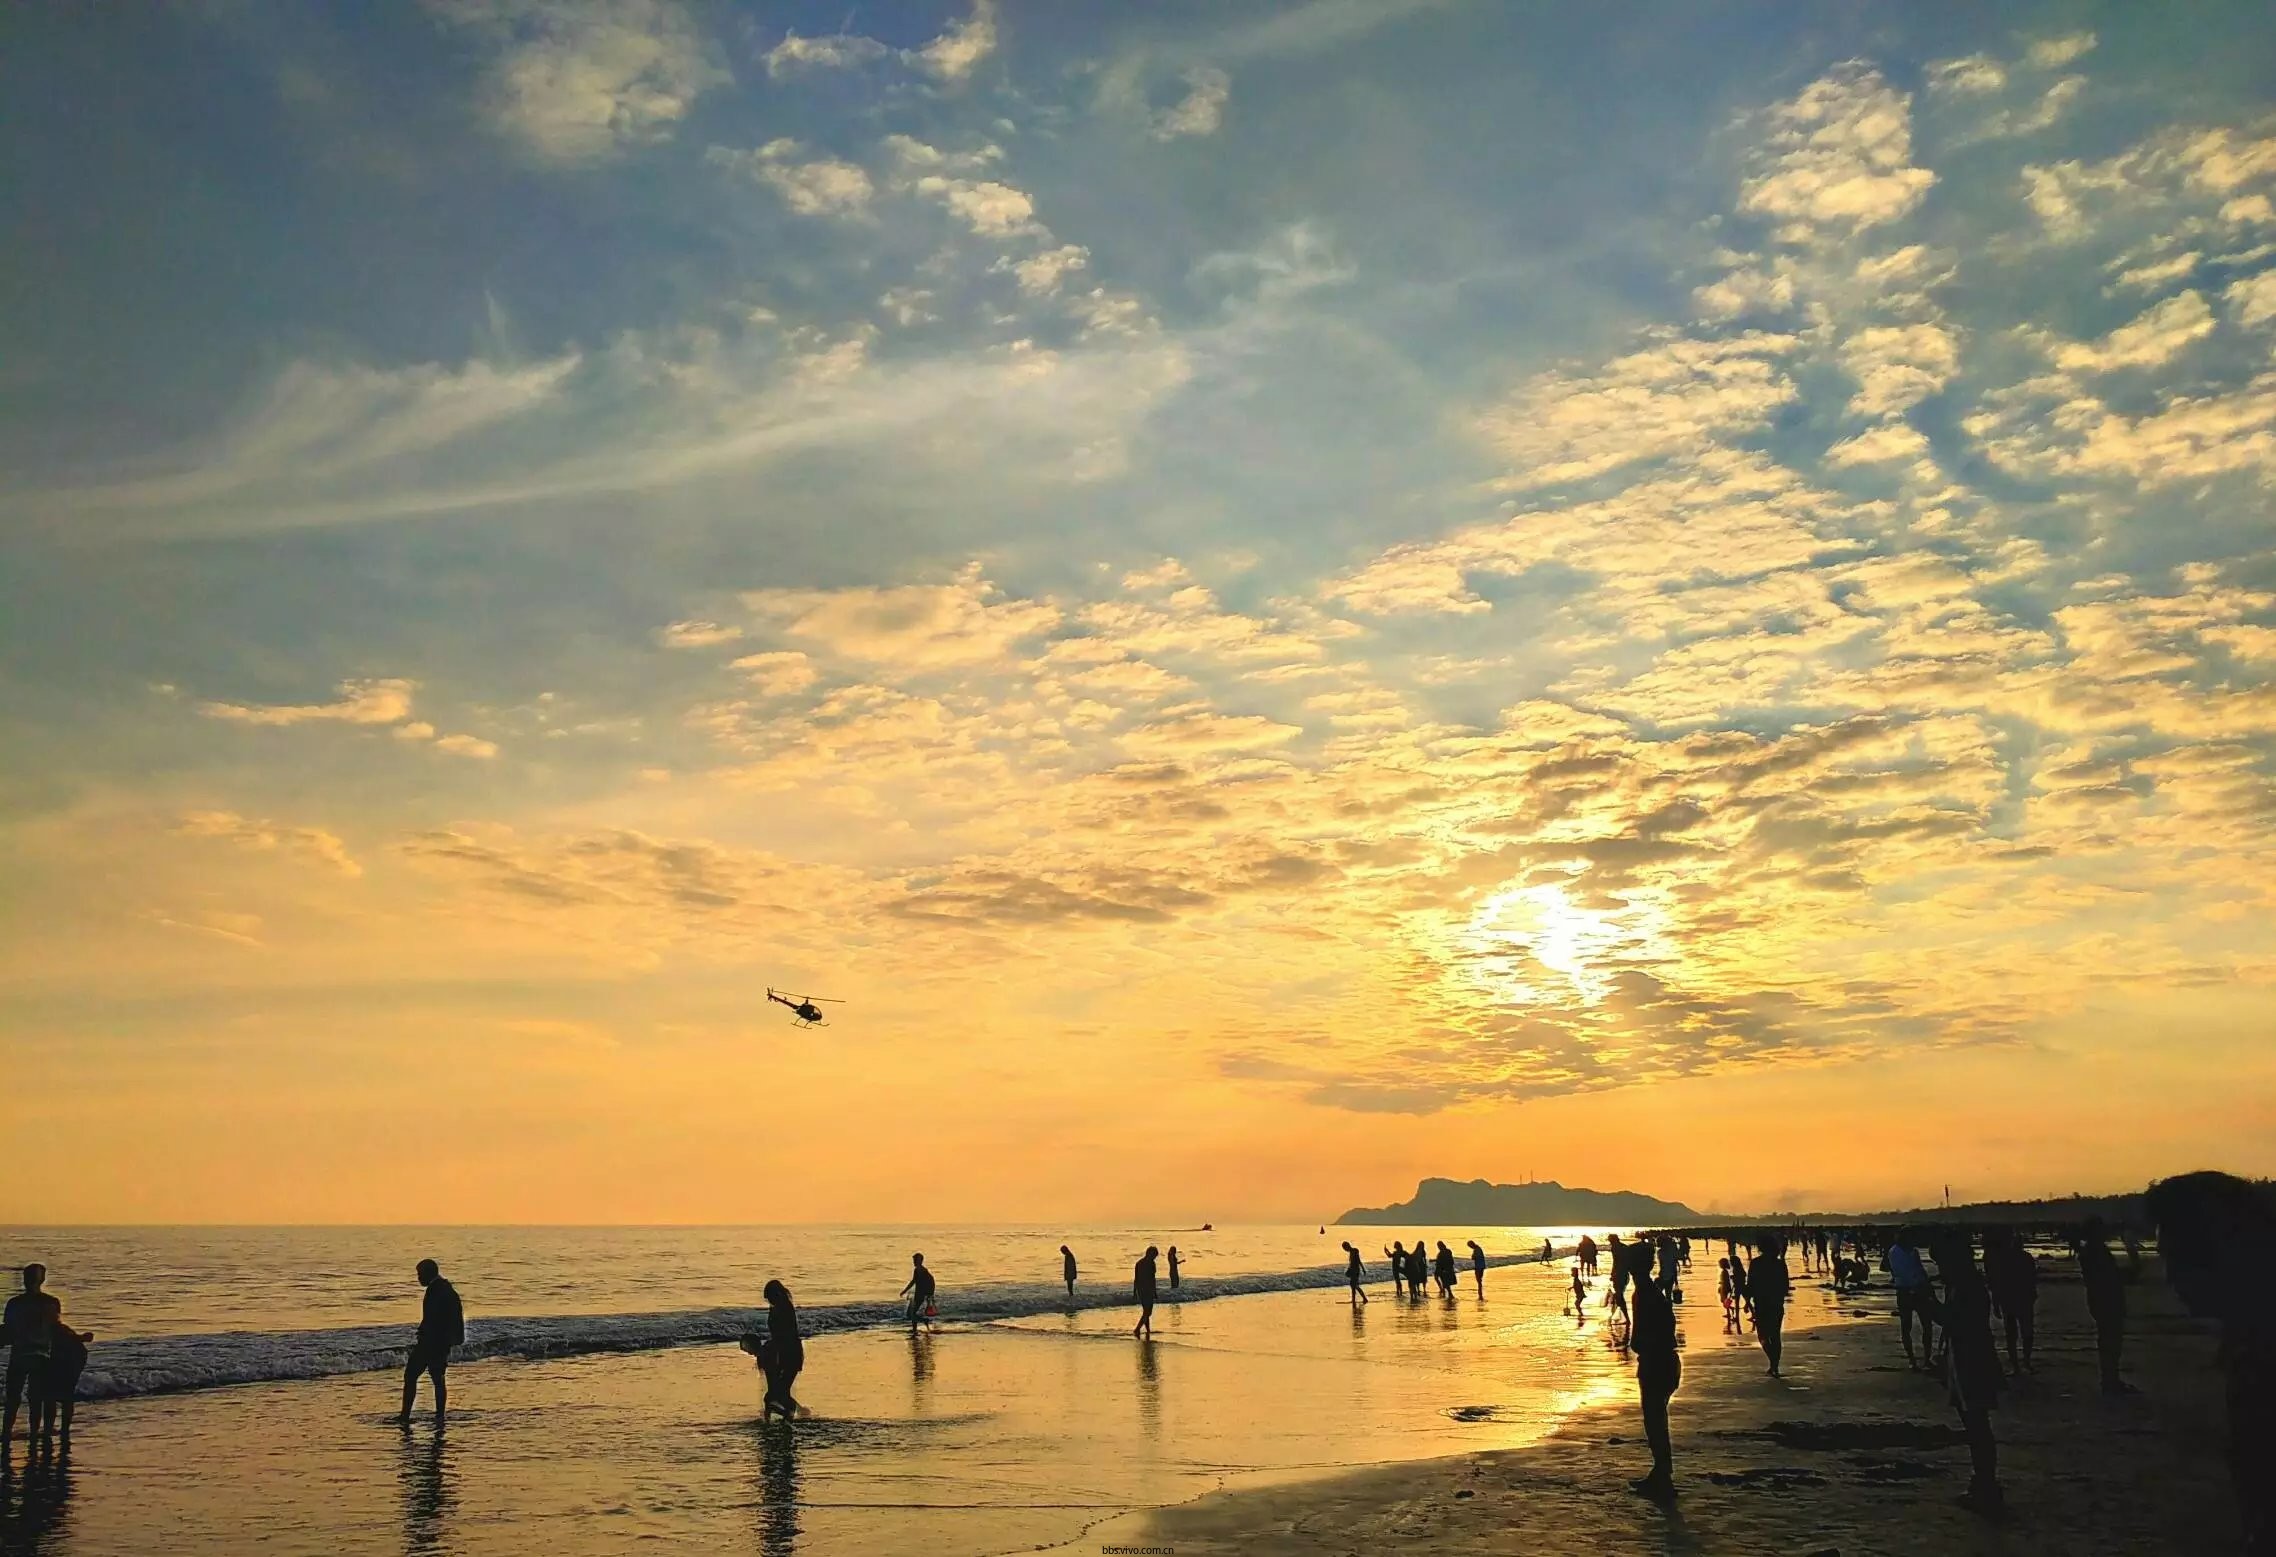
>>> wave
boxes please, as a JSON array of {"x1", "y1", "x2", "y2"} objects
[{"x1": 74, "y1": 1249, "x2": 1560, "y2": 1402}]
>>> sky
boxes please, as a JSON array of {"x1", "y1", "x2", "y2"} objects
[{"x1": 5, "y1": 1, "x2": 2276, "y2": 1225}]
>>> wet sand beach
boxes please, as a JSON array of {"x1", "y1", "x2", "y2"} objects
[{"x1": 1089, "y1": 1253, "x2": 2241, "y2": 1556}]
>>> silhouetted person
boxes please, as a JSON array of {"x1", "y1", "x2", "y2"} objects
[
  {"x1": 1885, "y1": 1230, "x2": 1935, "y2": 1368},
  {"x1": 2146, "y1": 1170, "x2": 2276, "y2": 1557},
  {"x1": 1384, "y1": 1243, "x2": 1407, "y2": 1298},
  {"x1": 397, "y1": 1259, "x2": 462, "y2": 1427},
  {"x1": 2, "y1": 1265, "x2": 63, "y2": 1453},
  {"x1": 1577, "y1": 1234, "x2": 1598, "y2": 1275},
  {"x1": 2072, "y1": 1219, "x2": 2129, "y2": 1394},
  {"x1": 1678, "y1": 1235, "x2": 1691, "y2": 1271},
  {"x1": 1342, "y1": 1242, "x2": 1369, "y2": 1305},
  {"x1": 758, "y1": 1280, "x2": 805, "y2": 1421},
  {"x1": 1407, "y1": 1242, "x2": 1428, "y2": 1297},
  {"x1": 34, "y1": 1310, "x2": 91, "y2": 1446},
  {"x1": 1656, "y1": 1236, "x2": 1682, "y2": 1302},
  {"x1": 1061, "y1": 1245, "x2": 1078, "y2": 1299},
  {"x1": 1433, "y1": 1242, "x2": 1456, "y2": 1298},
  {"x1": 1167, "y1": 1246, "x2": 1181, "y2": 1292},
  {"x1": 1984, "y1": 1229, "x2": 2038, "y2": 1374},
  {"x1": 1606, "y1": 1234, "x2": 1631, "y2": 1322},
  {"x1": 1467, "y1": 1240, "x2": 1486, "y2": 1297},
  {"x1": 900, "y1": 1253, "x2": 936, "y2": 1324},
  {"x1": 1541, "y1": 1237, "x2": 1554, "y2": 1264},
  {"x1": 1750, "y1": 1235, "x2": 1791, "y2": 1375},
  {"x1": 1627, "y1": 1240, "x2": 1680, "y2": 1501},
  {"x1": 1924, "y1": 1233, "x2": 2003, "y2": 1515},
  {"x1": 1717, "y1": 1258, "x2": 1739, "y2": 1332},
  {"x1": 1133, "y1": 1246, "x2": 1159, "y2": 1338},
  {"x1": 1570, "y1": 1262, "x2": 1586, "y2": 1313}
]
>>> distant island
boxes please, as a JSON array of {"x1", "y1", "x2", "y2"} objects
[{"x1": 1335, "y1": 1176, "x2": 1704, "y2": 1227}]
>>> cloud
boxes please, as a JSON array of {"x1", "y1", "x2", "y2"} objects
[
  {"x1": 434, "y1": 733, "x2": 502, "y2": 759},
  {"x1": 729, "y1": 651, "x2": 819, "y2": 696},
  {"x1": 659, "y1": 620, "x2": 744, "y2": 648},
  {"x1": 1475, "y1": 333, "x2": 1798, "y2": 488},
  {"x1": 2025, "y1": 33, "x2": 2097, "y2": 69},
  {"x1": 1739, "y1": 65, "x2": 1935, "y2": 244},
  {"x1": 743, "y1": 565, "x2": 1060, "y2": 668},
  {"x1": 1001, "y1": 244, "x2": 1090, "y2": 296},
  {"x1": 709, "y1": 139, "x2": 875, "y2": 216},
  {"x1": 2046, "y1": 289, "x2": 2215, "y2": 373},
  {"x1": 2229, "y1": 270, "x2": 2276, "y2": 329},
  {"x1": 914, "y1": 0, "x2": 997, "y2": 84},
  {"x1": 761, "y1": 30, "x2": 889, "y2": 78},
  {"x1": 177, "y1": 811, "x2": 363, "y2": 877},
  {"x1": 199, "y1": 678, "x2": 416, "y2": 727},
  {"x1": 434, "y1": 0, "x2": 725, "y2": 164},
  {"x1": 1825, "y1": 420, "x2": 1931, "y2": 466},
  {"x1": 1152, "y1": 67, "x2": 1230, "y2": 140},
  {"x1": 911, "y1": 174, "x2": 1039, "y2": 236}
]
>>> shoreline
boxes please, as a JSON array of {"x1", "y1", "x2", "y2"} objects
[{"x1": 1058, "y1": 1256, "x2": 2243, "y2": 1556}]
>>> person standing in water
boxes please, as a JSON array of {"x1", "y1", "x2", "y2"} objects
[
  {"x1": 1884, "y1": 1231, "x2": 1935, "y2": 1369},
  {"x1": 2072, "y1": 1219, "x2": 2130, "y2": 1394},
  {"x1": 1626, "y1": 1240, "x2": 1681, "y2": 1501},
  {"x1": 1407, "y1": 1242, "x2": 1428, "y2": 1298},
  {"x1": 757, "y1": 1280, "x2": 805, "y2": 1421},
  {"x1": 1167, "y1": 1246, "x2": 1182, "y2": 1293},
  {"x1": 1606, "y1": 1234, "x2": 1631, "y2": 1322},
  {"x1": 1570, "y1": 1261, "x2": 1587, "y2": 1315},
  {"x1": 1341, "y1": 1242, "x2": 1369, "y2": 1305},
  {"x1": 1467, "y1": 1240, "x2": 1487, "y2": 1298},
  {"x1": 900, "y1": 1253, "x2": 936, "y2": 1325},
  {"x1": 2, "y1": 1265, "x2": 63, "y2": 1453},
  {"x1": 1061, "y1": 1245, "x2": 1078, "y2": 1300},
  {"x1": 1433, "y1": 1242, "x2": 1456, "y2": 1298},
  {"x1": 1133, "y1": 1246, "x2": 1160, "y2": 1338},
  {"x1": 1541, "y1": 1237, "x2": 1554, "y2": 1264},
  {"x1": 1750, "y1": 1234, "x2": 1791, "y2": 1376},
  {"x1": 1384, "y1": 1242, "x2": 1407, "y2": 1298},
  {"x1": 397, "y1": 1259, "x2": 463, "y2": 1427}
]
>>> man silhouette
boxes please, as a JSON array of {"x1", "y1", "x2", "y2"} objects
[
  {"x1": 1133, "y1": 1246, "x2": 1159, "y2": 1338},
  {"x1": 3, "y1": 1265, "x2": 63, "y2": 1453},
  {"x1": 1061, "y1": 1245, "x2": 1078, "y2": 1299},
  {"x1": 397, "y1": 1259, "x2": 463, "y2": 1427}
]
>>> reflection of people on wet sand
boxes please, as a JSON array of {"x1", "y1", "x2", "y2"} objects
[
  {"x1": 1341, "y1": 1243, "x2": 1369, "y2": 1305},
  {"x1": 900, "y1": 1253, "x2": 936, "y2": 1325},
  {"x1": 2147, "y1": 1170, "x2": 2276, "y2": 1557},
  {"x1": 757, "y1": 1280, "x2": 806, "y2": 1422},
  {"x1": 397, "y1": 1420, "x2": 455, "y2": 1556},
  {"x1": 396, "y1": 1260, "x2": 463, "y2": 1428},
  {"x1": 1625, "y1": 1240, "x2": 1680, "y2": 1502},
  {"x1": 1061, "y1": 1245, "x2": 1078, "y2": 1299},
  {"x1": 2072, "y1": 1219, "x2": 2131, "y2": 1395},
  {"x1": 754, "y1": 1407, "x2": 801, "y2": 1557},
  {"x1": 1133, "y1": 1246, "x2": 1159, "y2": 1338},
  {"x1": 1467, "y1": 1240, "x2": 1486, "y2": 1298},
  {"x1": 1923, "y1": 1232, "x2": 2004, "y2": 1516}
]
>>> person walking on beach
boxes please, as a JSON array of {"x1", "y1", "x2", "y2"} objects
[
  {"x1": 1984, "y1": 1229, "x2": 2038, "y2": 1374},
  {"x1": 1541, "y1": 1237, "x2": 1554, "y2": 1265},
  {"x1": 1923, "y1": 1233, "x2": 2004, "y2": 1515},
  {"x1": 900, "y1": 1253, "x2": 936, "y2": 1325},
  {"x1": 1384, "y1": 1243, "x2": 1407, "y2": 1298},
  {"x1": 1433, "y1": 1242, "x2": 1456, "y2": 1299},
  {"x1": 2145, "y1": 1169, "x2": 2276, "y2": 1557},
  {"x1": 397, "y1": 1259, "x2": 463, "y2": 1428},
  {"x1": 3, "y1": 1265, "x2": 65, "y2": 1454},
  {"x1": 1167, "y1": 1246, "x2": 1182, "y2": 1293},
  {"x1": 1578, "y1": 1234, "x2": 1598, "y2": 1276},
  {"x1": 1717, "y1": 1258, "x2": 1739, "y2": 1332},
  {"x1": 1467, "y1": 1240, "x2": 1487, "y2": 1298},
  {"x1": 1409, "y1": 1239, "x2": 1428, "y2": 1299},
  {"x1": 1606, "y1": 1235, "x2": 1631, "y2": 1323},
  {"x1": 1062, "y1": 1245, "x2": 1078, "y2": 1299},
  {"x1": 1626, "y1": 1240, "x2": 1681, "y2": 1501},
  {"x1": 1750, "y1": 1235, "x2": 1791, "y2": 1376},
  {"x1": 1885, "y1": 1231, "x2": 1935, "y2": 1369},
  {"x1": 757, "y1": 1280, "x2": 806, "y2": 1422},
  {"x1": 2072, "y1": 1219, "x2": 2130, "y2": 1394},
  {"x1": 1133, "y1": 1246, "x2": 1159, "y2": 1338},
  {"x1": 1341, "y1": 1243, "x2": 1369, "y2": 1305},
  {"x1": 1570, "y1": 1261, "x2": 1587, "y2": 1316}
]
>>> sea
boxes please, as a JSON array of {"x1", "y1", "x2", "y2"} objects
[{"x1": 0, "y1": 1224, "x2": 1634, "y2": 1556}]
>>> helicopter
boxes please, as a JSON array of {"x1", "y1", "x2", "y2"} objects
[{"x1": 766, "y1": 988, "x2": 844, "y2": 1028}]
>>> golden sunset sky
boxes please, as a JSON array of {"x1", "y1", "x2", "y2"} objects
[{"x1": 5, "y1": 1, "x2": 2276, "y2": 1222}]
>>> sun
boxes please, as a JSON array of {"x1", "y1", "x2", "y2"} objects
[{"x1": 1462, "y1": 879, "x2": 1645, "y2": 1007}]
